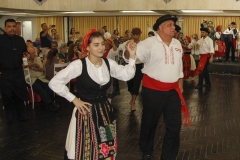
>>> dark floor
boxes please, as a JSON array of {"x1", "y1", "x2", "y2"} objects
[{"x1": 1, "y1": 74, "x2": 240, "y2": 160}]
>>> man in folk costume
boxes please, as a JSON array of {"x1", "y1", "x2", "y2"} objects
[
  {"x1": 119, "y1": 28, "x2": 144, "y2": 111},
  {"x1": 214, "y1": 25, "x2": 225, "y2": 61},
  {"x1": 224, "y1": 22, "x2": 239, "y2": 62},
  {"x1": 103, "y1": 39, "x2": 120, "y2": 102},
  {"x1": 124, "y1": 14, "x2": 190, "y2": 160},
  {"x1": 188, "y1": 27, "x2": 214, "y2": 89}
]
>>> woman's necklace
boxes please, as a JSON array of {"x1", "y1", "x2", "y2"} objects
[{"x1": 94, "y1": 64, "x2": 101, "y2": 68}]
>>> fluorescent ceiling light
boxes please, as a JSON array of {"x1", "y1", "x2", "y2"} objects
[
  {"x1": 181, "y1": 10, "x2": 222, "y2": 13},
  {"x1": 121, "y1": 11, "x2": 154, "y2": 13},
  {"x1": 64, "y1": 11, "x2": 94, "y2": 14}
]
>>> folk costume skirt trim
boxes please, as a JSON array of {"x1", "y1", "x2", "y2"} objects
[{"x1": 64, "y1": 99, "x2": 117, "y2": 160}]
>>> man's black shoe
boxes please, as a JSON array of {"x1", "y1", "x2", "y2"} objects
[
  {"x1": 203, "y1": 83, "x2": 211, "y2": 87},
  {"x1": 142, "y1": 154, "x2": 154, "y2": 160}
]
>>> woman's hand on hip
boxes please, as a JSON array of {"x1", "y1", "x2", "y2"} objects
[{"x1": 72, "y1": 97, "x2": 91, "y2": 115}]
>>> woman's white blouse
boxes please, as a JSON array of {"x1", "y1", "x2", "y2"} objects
[{"x1": 49, "y1": 57, "x2": 135, "y2": 102}]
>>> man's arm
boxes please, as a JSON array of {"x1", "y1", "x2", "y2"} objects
[
  {"x1": 209, "y1": 38, "x2": 214, "y2": 63},
  {"x1": 40, "y1": 26, "x2": 50, "y2": 37}
]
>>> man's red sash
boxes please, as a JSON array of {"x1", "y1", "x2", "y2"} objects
[
  {"x1": 233, "y1": 38, "x2": 237, "y2": 49},
  {"x1": 194, "y1": 53, "x2": 211, "y2": 76},
  {"x1": 142, "y1": 74, "x2": 190, "y2": 127}
]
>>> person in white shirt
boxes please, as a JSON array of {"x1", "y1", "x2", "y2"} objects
[
  {"x1": 104, "y1": 39, "x2": 120, "y2": 101},
  {"x1": 49, "y1": 29, "x2": 136, "y2": 160},
  {"x1": 188, "y1": 27, "x2": 214, "y2": 89},
  {"x1": 224, "y1": 22, "x2": 239, "y2": 62},
  {"x1": 119, "y1": 27, "x2": 144, "y2": 111},
  {"x1": 124, "y1": 14, "x2": 190, "y2": 160}
]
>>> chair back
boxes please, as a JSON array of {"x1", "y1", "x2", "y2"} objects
[
  {"x1": 54, "y1": 62, "x2": 69, "y2": 75},
  {"x1": 23, "y1": 68, "x2": 32, "y2": 86}
]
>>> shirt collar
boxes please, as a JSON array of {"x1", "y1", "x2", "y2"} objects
[{"x1": 156, "y1": 33, "x2": 176, "y2": 46}]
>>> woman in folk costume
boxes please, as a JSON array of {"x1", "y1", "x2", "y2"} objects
[
  {"x1": 49, "y1": 29, "x2": 136, "y2": 160},
  {"x1": 214, "y1": 25, "x2": 225, "y2": 61},
  {"x1": 190, "y1": 34, "x2": 201, "y2": 67},
  {"x1": 178, "y1": 32, "x2": 194, "y2": 79},
  {"x1": 185, "y1": 36, "x2": 196, "y2": 78}
]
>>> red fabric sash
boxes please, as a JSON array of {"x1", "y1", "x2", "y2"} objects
[
  {"x1": 233, "y1": 38, "x2": 236, "y2": 49},
  {"x1": 182, "y1": 54, "x2": 191, "y2": 79},
  {"x1": 194, "y1": 53, "x2": 211, "y2": 76},
  {"x1": 142, "y1": 74, "x2": 190, "y2": 127}
]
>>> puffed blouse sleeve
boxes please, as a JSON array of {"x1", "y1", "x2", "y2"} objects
[
  {"x1": 49, "y1": 60, "x2": 82, "y2": 102},
  {"x1": 108, "y1": 58, "x2": 135, "y2": 81}
]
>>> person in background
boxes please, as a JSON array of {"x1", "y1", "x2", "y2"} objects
[
  {"x1": 224, "y1": 22, "x2": 239, "y2": 62},
  {"x1": 148, "y1": 31, "x2": 155, "y2": 37},
  {"x1": 188, "y1": 27, "x2": 214, "y2": 89},
  {"x1": 78, "y1": 35, "x2": 83, "y2": 42},
  {"x1": 112, "y1": 29, "x2": 120, "y2": 47},
  {"x1": 68, "y1": 28, "x2": 77, "y2": 45},
  {"x1": 75, "y1": 40, "x2": 82, "y2": 53},
  {"x1": 190, "y1": 33, "x2": 200, "y2": 66},
  {"x1": 51, "y1": 28, "x2": 57, "y2": 41},
  {"x1": 55, "y1": 33, "x2": 64, "y2": 52},
  {"x1": 33, "y1": 37, "x2": 41, "y2": 48},
  {"x1": 119, "y1": 36, "x2": 125, "y2": 44},
  {"x1": 49, "y1": 30, "x2": 136, "y2": 160},
  {"x1": 123, "y1": 29, "x2": 132, "y2": 41},
  {"x1": 119, "y1": 27, "x2": 143, "y2": 111},
  {"x1": 68, "y1": 44, "x2": 79, "y2": 62},
  {"x1": 45, "y1": 48, "x2": 63, "y2": 81},
  {"x1": 208, "y1": 21, "x2": 216, "y2": 41},
  {"x1": 40, "y1": 23, "x2": 52, "y2": 55},
  {"x1": 51, "y1": 41, "x2": 58, "y2": 50},
  {"x1": 58, "y1": 44, "x2": 68, "y2": 63},
  {"x1": 214, "y1": 25, "x2": 225, "y2": 61},
  {"x1": 0, "y1": 18, "x2": 29, "y2": 122},
  {"x1": 27, "y1": 47, "x2": 59, "y2": 111},
  {"x1": 33, "y1": 37, "x2": 41, "y2": 54},
  {"x1": 103, "y1": 26, "x2": 111, "y2": 39},
  {"x1": 104, "y1": 39, "x2": 120, "y2": 102},
  {"x1": 68, "y1": 44, "x2": 80, "y2": 93}
]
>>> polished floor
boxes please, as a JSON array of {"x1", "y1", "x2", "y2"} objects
[{"x1": 0, "y1": 74, "x2": 240, "y2": 160}]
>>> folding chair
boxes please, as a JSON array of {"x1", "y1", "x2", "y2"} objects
[
  {"x1": 54, "y1": 62, "x2": 69, "y2": 75},
  {"x1": 24, "y1": 68, "x2": 35, "y2": 109},
  {"x1": 53, "y1": 62, "x2": 70, "y2": 95}
]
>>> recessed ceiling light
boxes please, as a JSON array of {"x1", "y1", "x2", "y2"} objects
[
  {"x1": 63, "y1": 11, "x2": 94, "y2": 14},
  {"x1": 121, "y1": 10, "x2": 154, "y2": 13},
  {"x1": 181, "y1": 10, "x2": 223, "y2": 13}
]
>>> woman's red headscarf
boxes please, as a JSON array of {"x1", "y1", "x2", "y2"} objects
[{"x1": 80, "y1": 29, "x2": 97, "y2": 58}]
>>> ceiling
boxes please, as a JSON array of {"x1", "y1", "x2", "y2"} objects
[{"x1": 1, "y1": 8, "x2": 240, "y2": 17}]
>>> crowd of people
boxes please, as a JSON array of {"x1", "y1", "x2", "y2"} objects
[{"x1": 0, "y1": 15, "x2": 239, "y2": 160}]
